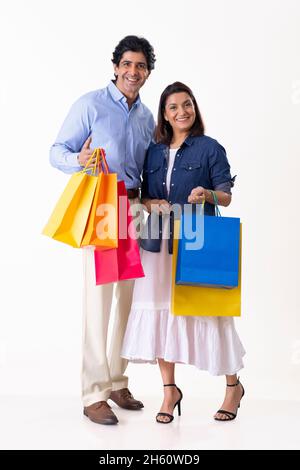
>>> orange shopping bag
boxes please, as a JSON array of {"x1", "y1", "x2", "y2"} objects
[{"x1": 81, "y1": 149, "x2": 118, "y2": 248}]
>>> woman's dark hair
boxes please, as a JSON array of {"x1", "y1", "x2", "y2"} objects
[
  {"x1": 112, "y1": 35, "x2": 156, "y2": 72},
  {"x1": 155, "y1": 82, "x2": 205, "y2": 145}
]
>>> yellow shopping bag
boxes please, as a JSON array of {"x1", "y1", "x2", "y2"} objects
[
  {"x1": 42, "y1": 149, "x2": 101, "y2": 248},
  {"x1": 81, "y1": 149, "x2": 118, "y2": 248},
  {"x1": 171, "y1": 219, "x2": 242, "y2": 317}
]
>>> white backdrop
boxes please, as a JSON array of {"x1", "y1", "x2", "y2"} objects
[{"x1": 0, "y1": 0, "x2": 300, "y2": 411}]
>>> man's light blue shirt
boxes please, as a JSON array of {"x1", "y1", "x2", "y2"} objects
[{"x1": 50, "y1": 81, "x2": 155, "y2": 189}]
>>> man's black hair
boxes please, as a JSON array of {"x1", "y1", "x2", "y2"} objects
[{"x1": 112, "y1": 35, "x2": 156, "y2": 71}]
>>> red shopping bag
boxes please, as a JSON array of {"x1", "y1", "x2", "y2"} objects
[{"x1": 94, "y1": 181, "x2": 145, "y2": 284}]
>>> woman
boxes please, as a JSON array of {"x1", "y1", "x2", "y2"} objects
[{"x1": 121, "y1": 82, "x2": 245, "y2": 423}]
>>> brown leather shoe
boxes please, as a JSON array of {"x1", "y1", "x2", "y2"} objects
[
  {"x1": 109, "y1": 388, "x2": 144, "y2": 410},
  {"x1": 83, "y1": 401, "x2": 118, "y2": 425}
]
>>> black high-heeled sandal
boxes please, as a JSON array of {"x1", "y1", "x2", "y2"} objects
[
  {"x1": 156, "y1": 384, "x2": 183, "y2": 424},
  {"x1": 214, "y1": 377, "x2": 245, "y2": 421}
]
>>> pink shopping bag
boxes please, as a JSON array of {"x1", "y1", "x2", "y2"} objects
[{"x1": 94, "y1": 181, "x2": 144, "y2": 284}]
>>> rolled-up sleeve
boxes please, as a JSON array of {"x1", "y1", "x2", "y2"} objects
[{"x1": 208, "y1": 143, "x2": 236, "y2": 194}]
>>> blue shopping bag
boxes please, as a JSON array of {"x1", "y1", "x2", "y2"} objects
[{"x1": 175, "y1": 205, "x2": 240, "y2": 288}]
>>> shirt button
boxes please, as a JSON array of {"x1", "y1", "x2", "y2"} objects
[
  {"x1": 171, "y1": 183, "x2": 174, "y2": 186},
  {"x1": 189, "y1": 166, "x2": 192, "y2": 170},
  {"x1": 163, "y1": 182, "x2": 166, "y2": 185},
  {"x1": 173, "y1": 168, "x2": 176, "y2": 171}
]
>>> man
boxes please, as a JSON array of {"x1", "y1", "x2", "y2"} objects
[{"x1": 50, "y1": 36, "x2": 156, "y2": 425}]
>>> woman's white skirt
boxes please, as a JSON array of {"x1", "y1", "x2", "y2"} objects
[{"x1": 121, "y1": 226, "x2": 245, "y2": 376}]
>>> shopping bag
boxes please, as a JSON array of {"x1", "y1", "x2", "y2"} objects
[
  {"x1": 94, "y1": 181, "x2": 144, "y2": 284},
  {"x1": 176, "y1": 209, "x2": 240, "y2": 288},
  {"x1": 42, "y1": 170, "x2": 98, "y2": 248},
  {"x1": 81, "y1": 149, "x2": 118, "y2": 248},
  {"x1": 171, "y1": 219, "x2": 242, "y2": 317},
  {"x1": 42, "y1": 148, "x2": 109, "y2": 248}
]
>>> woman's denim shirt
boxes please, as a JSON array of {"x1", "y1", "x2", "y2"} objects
[
  {"x1": 140, "y1": 134, "x2": 235, "y2": 252},
  {"x1": 142, "y1": 135, "x2": 234, "y2": 207}
]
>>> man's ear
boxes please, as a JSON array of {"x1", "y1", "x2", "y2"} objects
[{"x1": 113, "y1": 64, "x2": 118, "y2": 77}]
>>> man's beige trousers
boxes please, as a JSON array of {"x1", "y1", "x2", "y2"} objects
[{"x1": 81, "y1": 246, "x2": 135, "y2": 406}]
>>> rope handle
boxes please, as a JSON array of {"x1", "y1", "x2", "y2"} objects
[
  {"x1": 98, "y1": 148, "x2": 109, "y2": 174},
  {"x1": 80, "y1": 147, "x2": 109, "y2": 175},
  {"x1": 209, "y1": 190, "x2": 221, "y2": 217},
  {"x1": 199, "y1": 190, "x2": 221, "y2": 217}
]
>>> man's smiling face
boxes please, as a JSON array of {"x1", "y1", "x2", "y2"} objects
[{"x1": 114, "y1": 51, "x2": 149, "y2": 100}]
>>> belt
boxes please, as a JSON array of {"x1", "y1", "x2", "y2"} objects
[{"x1": 126, "y1": 188, "x2": 140, "y2": 199}]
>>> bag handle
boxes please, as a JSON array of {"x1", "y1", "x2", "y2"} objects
[
  {"x1": 80, "y1": 147, "x2": 109, "y2": 175},
  {"x1": 199, "y1": 190, "x2": 221, "y2": 216},
  {"x1": 98, "y1": 148, "x2": 109, "y2": 174},
  {"x1": 209, "y1": 190, "x2": 221, "y2": 217}
]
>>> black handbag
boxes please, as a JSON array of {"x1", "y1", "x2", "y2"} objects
[
  {"x1": 140, "y1": 212, "x2": 175, "y2": 254},
  {"x1": 140, "y1": 212, "x2": 163, "y2": 252}
]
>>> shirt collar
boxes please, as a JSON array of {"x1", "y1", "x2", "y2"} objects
[
  {"x1": 155, "y1": 134, "x2": 201, "y2": 150},
  {"x1": 107, "y1": 81, "x2": 141, "y2": 108},
  {"x1": 183, "y1": 135, "x2": 197, "y2": 146}
]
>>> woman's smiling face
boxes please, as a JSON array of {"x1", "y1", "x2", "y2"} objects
[{"x1": 164, "y1": 92, "x2": 196, "y2": 133}]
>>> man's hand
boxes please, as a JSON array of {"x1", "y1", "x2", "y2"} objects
[
  {"x1": 78, "y1": 136, "x2": 94, "y2": 167},
  {"x1": 143, "y1": 199, "x2": 171, "y2": 214},
  {"x1": 188, "y1": 186, "x2": 207, "y2": 204}
]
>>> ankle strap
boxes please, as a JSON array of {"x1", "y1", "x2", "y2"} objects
[
  {"x1": 226, "y1": 377, "x2": 240, "y2": 387},
  {"x1": 164, "y1": 383, "x2": 176, "y2": 387}
]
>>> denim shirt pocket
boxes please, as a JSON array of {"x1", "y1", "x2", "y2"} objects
[
  {"x1": 143, "y1": 161, "x2": 165, "y2": 198},
  {"x1": 179, "y1": 160, "x2": 203, "y2": 188},
  {"x1": 176, "y1": 160, "x2": 203, "y2": 201},
  {"x1": 148, "y1": 164, "x2": 162, "y2": 174},
  {"x1": 180, "y1": 160, "x2": 202, "y2": 172}
]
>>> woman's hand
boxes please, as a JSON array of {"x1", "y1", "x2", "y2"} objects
[
  {"x1": 142, "y1": 198, "x2": 171, "y2": 214},
  {"x1": 188, "y1": 187, "x2": 232, "y2": 206},
  {"x1": 188, "y1": 186, "x2": 207, "y2": 204}
]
